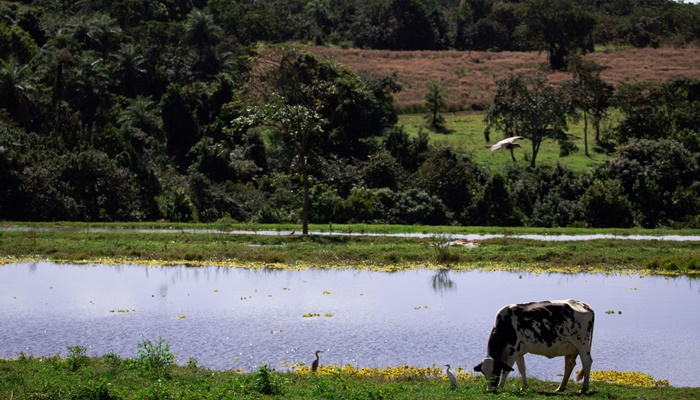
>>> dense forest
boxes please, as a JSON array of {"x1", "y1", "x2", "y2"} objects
[{"x1": 1, "y1": 0, "x2": 699, "y2": 229}]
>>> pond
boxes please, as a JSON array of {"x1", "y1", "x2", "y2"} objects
[{"x1": 1, "y1": 262, "x2": 699, "y2": 387}]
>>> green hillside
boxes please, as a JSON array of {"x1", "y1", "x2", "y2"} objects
[{"x1": 399, "y1": 112, "x2": 614, "y2": 172}]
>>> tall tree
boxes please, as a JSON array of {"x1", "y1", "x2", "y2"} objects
[
  {"x1": 484, "y1": 73, "x2": 574, "y2": 168},
  {"x1": 0, "y1": 57, "x2": 34, "y2": 127},
  {"x1": 68, "y1": 52, "x2": 112, "y2": 138},
  {"x1": 233, "y1": 93, "x2": 326, "y2": 235},
  {"x1": 233, "y1": 49, "x2": 330, "y2": 235},
  {"x1": 162, "y1": 84, "x2": 201, "y2": 170},
  {"x1": 185, "y1": 8, "x2": 222, "y2": 65},
  {"x1": 378, "y1": 0, "x2": 444, "y2": 50},
  {"x1": 118, "y1": 95, "x2": 163, "y2": 156},
  {"x1": 114, "y1": 43, "x2": 146, "y2": 98},
  {"x1": 234, "y1": 47, "x2": 398, "y2": 233},
  {"x1": 569, "y1": 56, "x2": 613, "y2": 155},
  {"x1": 525, "y1": 0, "x2": 595, "y2": 70}
]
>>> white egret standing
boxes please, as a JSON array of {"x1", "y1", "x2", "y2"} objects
[
  {"x1": 445, "y1": 364, "x2": 458, "y2": 389},
  {"x1": 311, "y1": 350, "x2": 323, "y2": 373}
]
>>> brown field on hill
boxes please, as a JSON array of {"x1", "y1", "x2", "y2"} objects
[{"x1": 306, "y1": 46, "x2": 700, "y2": 111}]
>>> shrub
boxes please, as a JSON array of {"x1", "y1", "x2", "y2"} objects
[
  {"x1": 66, "y1": 345, "x2": 88, "y2": 372},
  {"x1": 375, "y1": 188, "x2": 451, "y2": 225},
  {"x1": 428, "y1": 233, "x2": 459, "y2": 264},
  {"x1": 580, "y1": 180, "x2": 634, "y2": 228},
  {"x1": 253, "y1": 364, "x2": 282, "y2": 396},
  {"x1": 136, "y1": 337, "x2": 175, "y2": 376}
]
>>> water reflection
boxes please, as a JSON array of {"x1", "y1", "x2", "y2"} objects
[
  {"x1": 0, "y1": 262, "x2": 699, "y2": 387},
  {"x1": 431, "y1": 269, "x2": 455, "y2": 293}
]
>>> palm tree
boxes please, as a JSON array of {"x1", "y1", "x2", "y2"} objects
[
  {"x1": 114, "y1": 43, "x2": 146, "y2": 98},
  {"x1": 185, "y1": 8, "x2": 222, "y2": 64},
  {"x1": 118, "y1": 96, "x2": 163, "y2": 155},
  {"x1": 119, "y1": 96, "x2": 160, "y2": 132},
  {"x1": 89, "y1": 13, "x2": 122, "y2": 58},
  {"x1": 0, "y1": 57, "x2": 34, "y2": 126},
  {"x1": 63, "y1": 13, "x2": 122, "y2": 57},
  {"x1": 69, "y1": 53, "x2": 112, "y2": 138}
]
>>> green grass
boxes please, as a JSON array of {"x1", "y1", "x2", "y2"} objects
[
  {"x1": 1, "y1": 222, "x2": 699, "y2": 275},
  {"x1": 398, "y1": 112, "x2": 615, "y2": 172},
  {"x1": 1, "y1": 350, "x2": 697, "y2": 399}
]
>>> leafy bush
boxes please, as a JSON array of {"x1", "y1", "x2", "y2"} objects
[
  {"x1": 252, "y1": 364, "x2": 282, "y2": 396},
  {"x1": 375, "y1": 188, "x2": 451, "y2": 225},
  {"x1": 66, "y1": 345, "x2": 88, "y2": 372},
  {"x1": 593, "y1": 139, "x2": 699, "y2": 227},
  {"x1": 580, "y1": 180, "x2": 634, "y2": 228},
  {"x1": 135, "y1": 337, "x2": 175, "y2": 376},
  {"x1": 428, "y1": 233, "x2": 459, "y2": 264}
]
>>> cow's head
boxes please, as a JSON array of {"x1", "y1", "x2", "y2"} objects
[{"x1": 474, "y1": 356, "x2": 513, "y2": 389}]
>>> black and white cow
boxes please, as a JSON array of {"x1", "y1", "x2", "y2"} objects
[{"x1": 474, "y1": 299, "x2": 595, "y2": 393}]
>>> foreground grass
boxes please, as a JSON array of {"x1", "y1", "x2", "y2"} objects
[
  {"x1": 1, "y1": 222, "x2": 699, "y2": 276},
  {"x1": 1, "y1": 351, "x2": 696, "y2": 400}
]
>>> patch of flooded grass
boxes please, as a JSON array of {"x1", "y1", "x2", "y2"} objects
[{"x1": 0, "y1": 225, "x2": 699, "y2": 277}]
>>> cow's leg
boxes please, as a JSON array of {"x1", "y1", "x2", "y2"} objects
[
  {"x1": 498, "y1": 368, "x2": 511, "y2": 389},
  {"x1": 515, "y1": 355, "x2": 528, "y2": 388},
  {"x1": 498, "y1": 359, "x2": 516, "y2": 389},
  {"x1": 555, "y1": 353, "x2": 577, "y2": 392},
  {"x1": 578, "y1": 351, "x2": 593, "y2": 394}
]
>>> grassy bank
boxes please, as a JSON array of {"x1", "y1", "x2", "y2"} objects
[
  {"x1": 1, "y1": 222, "x2": 698, "y2": 275},
  {"x1": 1, "y1": 346, "x2": 696, "y2": 400}
]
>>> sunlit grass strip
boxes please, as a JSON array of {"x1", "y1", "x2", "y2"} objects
[{"x1": 590, "y1": 370, "x2": 670, "y2": 387}]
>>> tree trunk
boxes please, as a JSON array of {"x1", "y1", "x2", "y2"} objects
[
  {"x1": 302, "y1": 155, "x2": 309, "y2": 235},
  {"x1": 584, "y1": 112, "x2": 589, "y2": 157}
]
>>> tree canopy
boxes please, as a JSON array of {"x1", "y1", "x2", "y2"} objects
[{"x1": 0, "y1": 0, "x2": 699, "y2": 229}]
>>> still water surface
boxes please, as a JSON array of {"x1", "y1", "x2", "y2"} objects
[{"x1": 1, "y1": 262, "x2": 699, "y2": 387}]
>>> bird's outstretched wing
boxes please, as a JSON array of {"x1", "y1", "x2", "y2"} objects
[{"x1": 489, "y1": 136, "x2": 524, "y2": 151}]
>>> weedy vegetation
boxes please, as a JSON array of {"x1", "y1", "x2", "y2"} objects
[{"x1": 1, "y1": 340, "x2": 697, "y2": 400}]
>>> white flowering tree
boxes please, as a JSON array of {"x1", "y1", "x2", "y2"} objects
[{"x1": 233, "y1": 91, "x2": 326, "y2": 235}]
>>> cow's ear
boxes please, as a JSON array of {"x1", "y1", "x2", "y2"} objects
[
  {"x1": 474, "y1": 363, "x2": 483, "y2": 372},
  {"x1": 497, "y1": 361, "x2": 514, "y2": 372}
]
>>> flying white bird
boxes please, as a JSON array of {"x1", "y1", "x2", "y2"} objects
[
  {"x1": 489, "y1": 136, "x2": 524, "y2": 162},
  {"x1": 489, "y1": 136, "x2": 524, "y2": 151}
]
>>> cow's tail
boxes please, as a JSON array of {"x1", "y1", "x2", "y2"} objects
[{"x1": 576, "y1": 369, "x2": 584, "y2": 382}]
